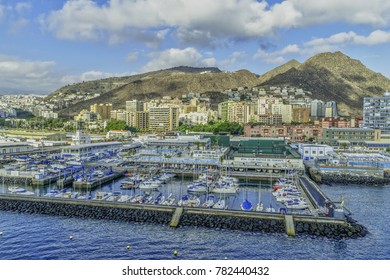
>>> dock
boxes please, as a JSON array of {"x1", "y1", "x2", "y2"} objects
[{"x1": 73, "y1": 172, "x2": 124, "y2": 190}]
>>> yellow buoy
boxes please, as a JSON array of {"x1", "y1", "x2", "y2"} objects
[
  {"x1": 127, "y1": 246, "x2": 131, "y2": 250},
  {"x1": 173, "y1": 250, "x2": 178, "y2": 256}
]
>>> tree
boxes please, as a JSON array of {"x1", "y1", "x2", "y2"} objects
[{"x1": 105, "y1": 120, "x2": 130, "y2": 131}]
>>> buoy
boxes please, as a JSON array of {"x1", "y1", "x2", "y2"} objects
[
  {"x1": 127, "y1": 246, "x2": 131, "y2": 250},
  {"x1": 69, "y1": 236, "x2": 73, "y2": 240},
  {"x1": 173, "y1": 250, "x2": 178, "y2": 256},
  {"x1": 0, "y1": 232, "x2": 3, "y2": 236}
]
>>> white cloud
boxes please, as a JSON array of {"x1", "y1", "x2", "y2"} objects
[
  {"x1": 0, "y1": 55, "x2": 57, "y2": 92},
  {"x1": 126, "y1": 51, "x2": 139, "y2": 63},
  {"x1": 255, "y1": 29, "x2": 390, "y2": 65},
  {"x1": 142, "y1": 48, "x2": 216, "y2": 72},
  {"x1": 0, "y1": 5, "x2": 5, "y2": 22},
  {"x1": 60, "y1": 70, "x2": 132, "y2": 85},
  {"x1": 306, "y1": 30, "x2": 390, "y2": 47},
  {"x1": 220, "y1": 51, "x2": 247, "y2": 68},
  {"x1": 15, "y1": 2, "x2": 32, "y2": 13},
  {"x1": 41, "y1": 0, "x2": 390, "y2": 47}
]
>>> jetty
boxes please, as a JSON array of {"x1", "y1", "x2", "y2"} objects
[{"x1": 0, "y1": 191, "x2": 367, "y2": 239}]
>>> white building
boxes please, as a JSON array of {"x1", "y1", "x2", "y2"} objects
[
  {"x1": 298, "y1": 144, "x2": 334, "y2": 161},
  {"x1": 179, "y1": 112, "x2": 208, "y2": 125},
  {"x1": 0, "y1": 142, "x2": 35, "y2": 155},
  {"x1": 61, "y1": 142, "x2": 122, "y2": 161}
]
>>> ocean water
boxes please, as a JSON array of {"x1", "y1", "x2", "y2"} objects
[{"x1": 0, "y1": 183, "x2": 389, "y2": 260}]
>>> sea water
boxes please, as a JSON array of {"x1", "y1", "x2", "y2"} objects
[{"x1": 0, "y1": 183, "x2": 389, "y2": 260}]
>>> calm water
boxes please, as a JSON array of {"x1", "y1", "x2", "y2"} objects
[{"x1": 0, "y1": 182, "x2": 389, "y2": 260}]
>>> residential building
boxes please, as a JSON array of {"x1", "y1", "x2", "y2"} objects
[
  {"x1": 363, "y1": 92, "x2": 390, "y2": 133},
  {"x1": 90, "y1": 103, "x2": 112, "y2": 120},
  {"x1": 149, "y1": 106, "x2": 179, "y2": 132},
  {"x1": 126, "y1": 100, "x2": 144, "y2": 113}
]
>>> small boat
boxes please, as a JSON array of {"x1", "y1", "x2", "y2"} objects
[
  {"x1": 255, "y1": 202, "x2": 264, "y2": 212},
  {"x1": 187, "y1": 196, "x2": 201, "y2": 207},
  {"x1": 106, "y1": 191, "x2": 121, "y2": 202},
  {"x1": 187, "y1": 182, "x2": 208, "y2": 193},
  {"x1": 154, "y1": 193, "x2": 165, "y2": 205},
  {"x1": 8, "y1": 187, "x2": 34, "y2": 196},
  {"x1": 162, "y1": 193, "x2": 176, "y2": 206},
  {"x1": 117, "y1": 194, "x2": 132, "y2": 202},
  {"x1": 213, "y1": 198, "x2": 226, "y2": 209},
  {"x1": 93, "y1": 191, "x2": 112, "y2": 200},
  {"x1": 139, "y1": 180, "x2": 160, "y2": 191},
  {"x1": 44, "y1": 189, "x2": 61, "y2": 197},
  {"x1": 211, "y1": 184, "x2": 238, "y2": 194},
  {"x1": 130, "y1": 194, "x2": 143, "y2": 203},
  {"x1": 202, "y1": 194, "x2": 215, "y2": 208},
  {"x1": 241, "y1": 199, "x2": 253, "y2": 211}
]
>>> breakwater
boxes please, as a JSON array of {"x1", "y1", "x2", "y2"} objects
[
  {"x1": 308, "y1": 167, "x2": 389, "y2": 185},
  {"x1": 0, "y1": 194, "x2": 367, "y2": 239}
]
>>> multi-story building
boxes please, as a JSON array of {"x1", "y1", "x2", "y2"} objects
[
  {"x1": 292, "y1": 104, "x2": 310, "y2": 123},
  {"x1": 218, "y1": 100, "x2": 235, "y2": 121},
  {"x1": 310, "y1": 100, "x2": 325, "y2": 119},
  {"x1": 126, "y1": 100, "x2": 144, "y2": 113},
  {"x1": 363, "y1": 92, "x2": 390, "y2": 134},
  {"x1": 244, "y1": 124, "x2": 322, "y2": 141},
  {"x1": 320, "y1": 128, "x2": 381, "y2": 146},
  {"x1": 325, "y1": 101, "x2": 338, "y2": 118},
  {"x1": 90, "y1": 103, "x2": 112, "y2": 120},
  {"x1": 149, "y1": 106, "x2": 179, "y2": 132}
]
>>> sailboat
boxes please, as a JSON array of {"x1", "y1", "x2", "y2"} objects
[
  {"x1": 240, "y1": 189, "x2": 253, "y2": 211},
  {"x1": 255, "y1": 182, "x2": 264, "y2": 212}
]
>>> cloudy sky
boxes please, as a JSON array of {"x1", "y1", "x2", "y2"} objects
[{"x1": 1, "y1": 0, "x2": 390, "y2": 93}]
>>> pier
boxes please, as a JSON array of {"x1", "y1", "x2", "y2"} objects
[
  {"x1": 72, "y1": 172, "x2": 124, "y2": 190},
  {"x1": 0, "y1": 193, "x2": 367, "y2": 239}
]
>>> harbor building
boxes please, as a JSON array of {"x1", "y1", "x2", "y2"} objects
[
  {"x1": 320, "y1": 127, "x2": 381, "y2": 146},
  {"x1": 298, "y1": 144, "x2": 334, "y2": 161},
  {"x1": 61, "y1": 141, "x2": 122, "y2": 161},
  {"x1": 0, "y1": 142, "x2": 35, "y2": 155},
  {"x1": 222, "y1": 137, "x2": 304, "y2": 173},
  {"x1": 363, "y1": 92, "x2": 390, "y2": 134}
]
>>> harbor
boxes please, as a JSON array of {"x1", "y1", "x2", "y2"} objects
[{"x1": 0, "y1": 170, "x2": 367, "y2": 239}]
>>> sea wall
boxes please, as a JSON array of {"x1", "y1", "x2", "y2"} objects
[
  {"x1": 308, "y1": 167, "x2": 389, "y2": 185},
  {"x1": 0, "y1": 195, "x2": 367, "y2": 239}
]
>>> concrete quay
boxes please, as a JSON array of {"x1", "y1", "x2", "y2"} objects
[{"x1": 0, "y1": 194, "x2": 367, "y2": 239}]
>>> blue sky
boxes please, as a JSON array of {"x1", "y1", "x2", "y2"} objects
[{"x1": 1, "y1": 0, "x2": 390, "y2": 93}]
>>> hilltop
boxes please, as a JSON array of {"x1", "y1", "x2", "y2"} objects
[{"x1": 258, "y1": 51, "x2": 390, "y2": 116}]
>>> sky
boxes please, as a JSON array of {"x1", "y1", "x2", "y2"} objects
[{"x1": 2, "y1": 0, "x2": 390, "y2": 93}]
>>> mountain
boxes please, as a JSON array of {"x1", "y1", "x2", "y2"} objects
[
  {"x1": 258, "y1": 51, "x2": 390, "y2": 116},
  {"x1": 46, "y1": 67, "x2": 259, "y2": 116},
  {"x1": 47, "y1": 52, "x2": 390, "y2": 117},
  {"x1": 257, "y1": 59, "x2": 301, "y2": 85}
]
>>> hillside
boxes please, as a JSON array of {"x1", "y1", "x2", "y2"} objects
[
  {"x1": 47, "y1": 67, "x2": 259, "y2": 116},
  {"x1": 258, "y1": 52, "x2": 390, "y2": 116},
  {"x1": 46, "y1": 51, "x2": 390, "y2": 117}
]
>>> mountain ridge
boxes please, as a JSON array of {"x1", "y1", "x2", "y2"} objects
[{"x1": 45, "y1": 52, "x2": 390, "y2": 117}]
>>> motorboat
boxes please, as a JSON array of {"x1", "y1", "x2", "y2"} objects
[
  {"x1": 93, "y1": 191, "x2": 112, "y2": 200},
  {"x1": 8, "y1": 187, "x2": 34, "y2": 196},
  {"x1": 187, "y1": 182, "x2": 208, "y2": 193},
  {"x1": 117, "y1": 194, "x2": 132, "y2": 202},
  {"x1": 139, "y1": 180, "x2": 160, "y2": 191},
  {"x1": 106, "y1": 191, "x2": 121, "y2": 202},
  {"x1": 211, "y1": 183, "x2": 238, "y2": 194}
]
